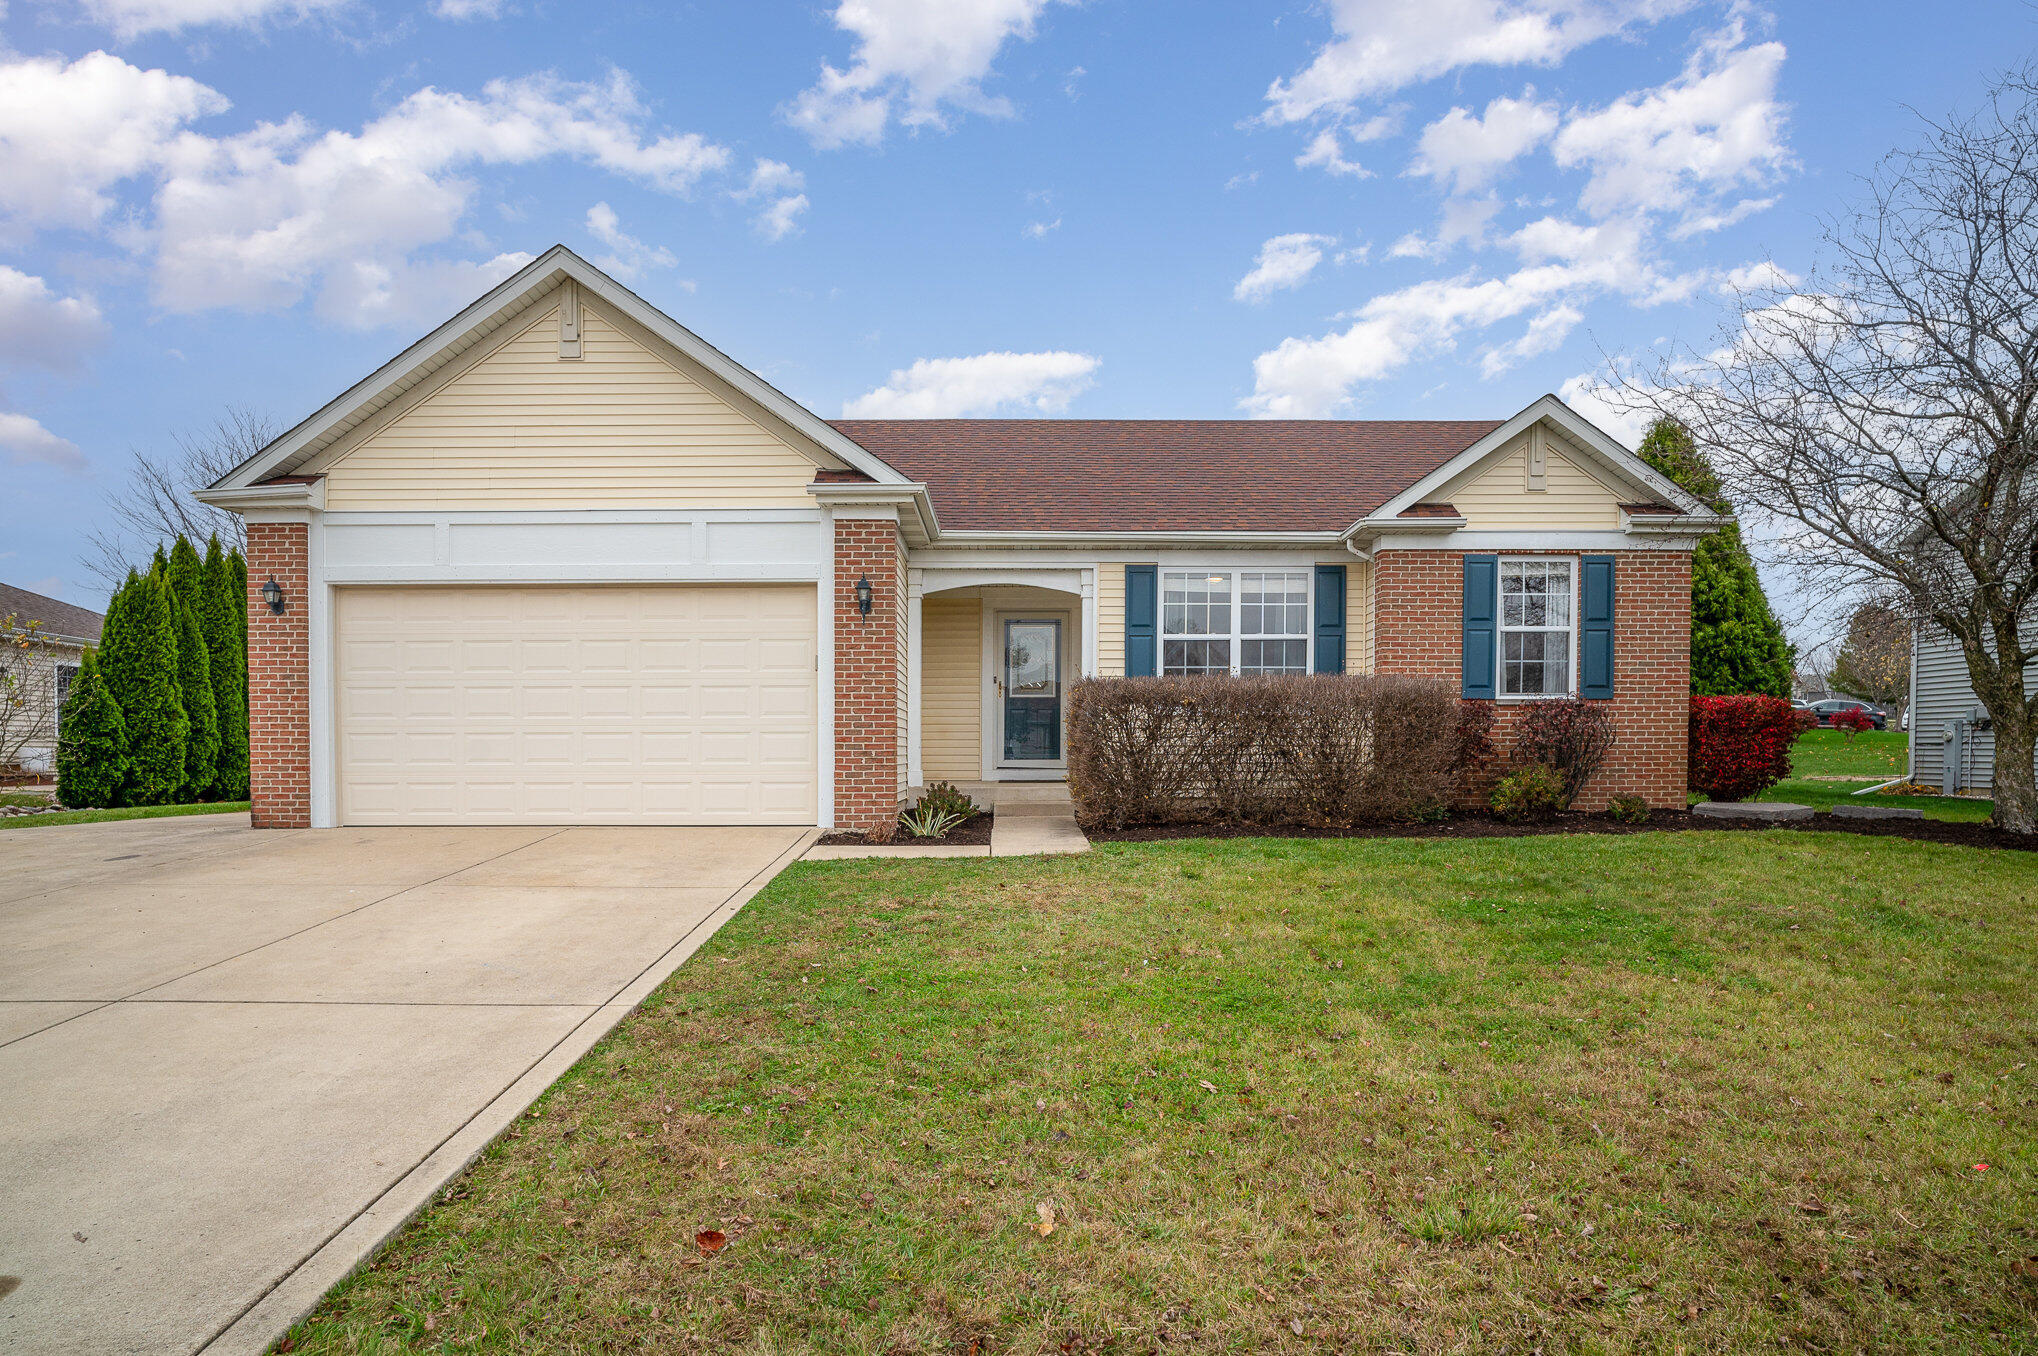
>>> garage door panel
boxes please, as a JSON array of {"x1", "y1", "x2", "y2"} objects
[{"x1": 337, "y1": 585, "x2": 817, "y2": 825}]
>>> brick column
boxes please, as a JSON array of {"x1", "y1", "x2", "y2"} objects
[
  {"x1": 833, "y1": 516, "x2": 906, "y2": 831},
  {"x1": 1374, "y1": 548, "x2": 1692, "y2": 809},
  {"x1": 245, "y1": 521, "x2": 311, "y2": 828}
]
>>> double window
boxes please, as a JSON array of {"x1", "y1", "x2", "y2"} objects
[
  {"x1": 1499, "y1": 558, "x2": 1574, "y2": 697},
  {"x1": 1160, "y1": 570, "x2": 1310, "y2": 676}
]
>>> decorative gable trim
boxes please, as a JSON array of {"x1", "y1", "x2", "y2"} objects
[
  {"x1": 1346, "y1": 395, "x2": 1727, "y2": 544},
  {"x1": 201, "y1": 245, "x2": 913, "y2": 496}
]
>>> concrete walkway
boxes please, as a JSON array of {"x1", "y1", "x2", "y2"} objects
[
  {"x1": 0, "y1": 815, "x2": 811, "y2": 1356},
  {"x1": 801, "y1": 783, "x2": 1090, "y2": 861},
  {"x1": 988, "y1": 783, "x2": 1090, "y2": 856}
]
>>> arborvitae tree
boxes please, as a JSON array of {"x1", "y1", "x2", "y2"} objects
[
  {"x1": 56, "y1": 650, "x2": 127, "y2": 808},
  {"x1": 171, "y1": 589, "x2": 219, "y2": 800},
  {"x1": 165, "y1": 536, "x2": 205, "y2": 612},
  {"x1": 164, "y1": 535, "x2": 220, "y2": 797},
  {"x1": 202, "y1": 536, "x2": 248, "y2": 799},
  {"x1": 1637, "y1": 418, "x2": 1795, "y2": 698},
  {"x1": 100, "y1": 567, "x2": 188, "y2": 804}
]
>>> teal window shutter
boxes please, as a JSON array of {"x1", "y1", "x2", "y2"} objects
[
  {"x1": 1313, "y1": 565, "x2": 1346, "y2": 673},
  {"x1": 1580, "y1": 554, "x2": 1616, "y2": 699},
  {"x1": 1462, "y1": 555, "x2": 1498, "y2": 700},
  {"x1": 1125, "y1": 565, "x2": 1157, "y2": 676}
]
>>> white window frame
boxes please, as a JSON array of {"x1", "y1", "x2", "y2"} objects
[
  {"x1": 1160, "y1": 568, "x2": 1313, "y2": 677},
  {"x1": 1497, "y1": 556, "x2": 1578, "y2": 700}
]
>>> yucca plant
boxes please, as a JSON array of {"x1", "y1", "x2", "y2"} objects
[{"x1": 898, "y1": 805, "x2": 966, "y2": 839}]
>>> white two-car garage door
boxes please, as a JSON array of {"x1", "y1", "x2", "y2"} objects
[{"x1": 335, "y1": 585, "x2": 817, "y2": 825}]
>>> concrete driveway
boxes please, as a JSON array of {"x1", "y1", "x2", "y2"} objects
[{"x1": 0, "y1": 814, "x2": 811, "y2": 1356}]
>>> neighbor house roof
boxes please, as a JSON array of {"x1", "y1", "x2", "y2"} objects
[
  {"x1": 0, "y1": 583, "x2": 104, "y2": 644},
  {"x1": 827, "y1": 419, "x2": 1505, "y2": 533}
]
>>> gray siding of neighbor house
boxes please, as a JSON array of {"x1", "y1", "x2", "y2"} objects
[{"x1": 1911, "y1": 624, "x2": 2036, "y2": 792}]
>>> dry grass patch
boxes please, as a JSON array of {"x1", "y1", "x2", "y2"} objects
[{"x1": 285, "y1": 833, "x2": 2038, "y2": 1354}]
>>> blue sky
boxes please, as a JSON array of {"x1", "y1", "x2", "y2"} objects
[{"x1": 0, "y1": 0, "x2": 2027, "y2": 635}]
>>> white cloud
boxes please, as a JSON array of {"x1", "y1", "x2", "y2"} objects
[
  {"x1": 844, "y1": 350, "x2": 1098, "y2": 417},
  {"x1": 756, "y1": 193, "x2": 810, "y2": 242},
  {"x1": 1479, "y1": 301, "x2": 1581, "y2": 375},
  {"x1": 0, "y1": 51, "x2": 229, "y2": 239},
  {"x1": 732, "y1": 158, "x2": 809, "y2": 241},
  {"x1": 1715, "y1": 259, "x2": 1798, "y2": 294},
  {"x1": 1263, "y1": 0, "x2": 1696, "y2": 125},
  {"x1": 1551, "y1": 21, "x2": 1790, "y2": 230},
  {"x1": 1410, "y1": 93, "x2": 1558, "y2": 193},
  {"x1": 0, "y1": 267, "x2": 109, "y2": 371},
  {"x1": 1557, "y1": 371, "x2": 1654, "y2": 445},
  {"x1": 1233, "y1": 232, "x2": 1335, "y2": 303},
  {"x1": 787, "y1": 0, "x2": 1065, "y2": 148},
  {"x1": 434, "y1": 0, "x2": 505, "y2": 17},
  {"x1": 77, "y1": 0, "x2": 345, "y2": 38},
  {"x1": 317, "y1": 252, "x2": 534, "y2": 330},
  {"x1": 0, "y1": 412, "x2": 85, "y2": 471},
  {"x1": 585, "y1": 202, "x2": 676, "y2": 281},
  {"x1": 1243, "y1": 224, "x2": 1687, "y2": 416},
  {"x1": 1023, "y1": 216, "x2": 1060, "y2": 239},
  {"x1": 1294, "y1": 129, "x2": 1372, "y2": 178},
  {"x1": 149, "y1": 69, "x2": 729, "y2": 325}
]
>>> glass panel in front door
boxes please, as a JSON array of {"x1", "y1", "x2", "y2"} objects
[{"x1": 1002, "y1": 619, "x2": 1061, "y2": 762}]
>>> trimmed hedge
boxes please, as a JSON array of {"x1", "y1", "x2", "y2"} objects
[
  {"x1": 1066, "y1": 674, "x2": 1463, "y2": 828},
  {"x1": 1689, "y1": 694, "x2": 1800, "y2": 802}
]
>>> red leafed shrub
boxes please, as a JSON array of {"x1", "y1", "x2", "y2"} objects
[
  {"x1": 1830, "y1": 707, "x2": 1875, "y2": 736},
  {"x1": 1688, "y1": 695, "x2": 1800, "y2": 802}
]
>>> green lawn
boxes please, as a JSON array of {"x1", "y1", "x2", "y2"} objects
[
  {"x1": 0, "y1": 790, "x2": 53, "y2": 808},
  {"x1": 286, "y1": 833, "x2": 2038, "y2": 1354},
  {"x1": 0, "y1": 800, "x2": 249, "y2": 830},
  {"x1": 1788, "y1": 727, "x2": 1913, "y2": 781},
  {"x1": 1736, "y1": 729, "x2": 1994, "y2": 824}
]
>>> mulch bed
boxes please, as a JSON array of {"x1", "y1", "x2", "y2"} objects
[
  {"x1": 1084, "y1": 807, "x2": 2038, "y2": 853},
  {"x1": 817, "y1": 812, "x2": 995, "y2": 848}
]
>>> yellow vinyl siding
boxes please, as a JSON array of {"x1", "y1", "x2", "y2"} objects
[
  {"x1": 1447, "y1": 428, "x2": 1626, "y2": 531},
  {"x1": 313, "y1": 295, "x2": 822, "y2": 511},
  {"x1": 1094, "y1": 565, "x2": 1127, "y2": 677},
  {"x1": 921, "y1": 596, "x2": 982, "y2": 781},
  {"x1": 1346, "y1": 557, "x2": 1373, "y2": 673}
]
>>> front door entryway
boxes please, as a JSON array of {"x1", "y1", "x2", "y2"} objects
[{"x1": 998, "y1": 617, "x2": 1063, "y2": 767}]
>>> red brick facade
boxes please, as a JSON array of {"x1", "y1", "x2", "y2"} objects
[
  {"x1": 1374, "y1": 548, "x2": 1692, "y2": 808},
  {"x1": 245, "y1": 521, "x2": 312, "y2": 828},
  {"x1": 833, "y1": 516, "x2": 907, "y2": 830}
]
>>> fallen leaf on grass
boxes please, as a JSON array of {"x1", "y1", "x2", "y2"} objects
[
  {"x1": 1288, "y1": 1318, "x2": 1304, "y2": 1335},
  {"x1": 1199, "y1": 1080, "x2": 1218, "y2": 1092},
  {"x1": 1034, "y1": 1201, "x2": 1057, "y2": 1236},
  {"x1": 2010, "y1": 1258, "x2": 2038, "y2": 1280},
  {"x1": 695, "y1": 1229, "x2": 728, "y2": 1255}
]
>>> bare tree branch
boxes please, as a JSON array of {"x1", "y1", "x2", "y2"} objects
[
  {"x1": 82, "y1": 407, "x2": 276, "y2": 589},
  {"x1": 1601, "y1": 65, "x2": 2038, "y2": 832}
]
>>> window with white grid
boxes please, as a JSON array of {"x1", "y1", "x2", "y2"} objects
[
  {"x1": 1161, "y1": 570, "x2": 1310, "y2": 676},
  {"x1": 1499, "y1": 559, "x2": 1574, "y2": 697}
]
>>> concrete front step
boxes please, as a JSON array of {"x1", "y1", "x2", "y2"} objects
[{"x1": 1692, "y1": 801, "x2": 1814, "y2": 822}]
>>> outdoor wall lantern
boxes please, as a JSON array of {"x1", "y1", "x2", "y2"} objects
[
  {"x1": 260, "y1": 577, "x2": 287, "y2": 614},
  {"x1": 854, "y1": 575, "x2": 874, "y2": 616}
]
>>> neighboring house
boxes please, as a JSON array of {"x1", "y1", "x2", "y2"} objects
[
  {"x1": 1909, "y1": 623, "x2": 2035, "y2": 793},
  {"x1": 197, "y1": 246, "x2": 1724, "y2": 831},
  {"x1": 0, "y1": 583, "x2": 105, "y2": 776}
]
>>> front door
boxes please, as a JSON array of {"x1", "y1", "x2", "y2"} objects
[{"x1": 1000, "y1": 617, "x2": 1063, "y2": 765}]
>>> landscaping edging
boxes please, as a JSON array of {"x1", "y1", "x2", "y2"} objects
[
  {"x1": 1082, "y1": 807, "x2": 2036, "y2": 852},
  {"x1": 815, "y1": 812, "x2": 994, "y2": 849}
]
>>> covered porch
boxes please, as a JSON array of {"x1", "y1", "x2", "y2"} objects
[{"x1": 906, "y1": 565, "x2": 1097, "y2": 787}]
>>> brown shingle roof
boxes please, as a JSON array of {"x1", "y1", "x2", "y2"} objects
[
  {"x1": 827, "y1": 419, "x2": 1502, "y2": 533},
  {"x1": 0, "y1": 582, "x2": 104, "y2": 643}
]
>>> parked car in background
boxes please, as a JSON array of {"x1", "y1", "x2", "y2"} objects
[{"x1": 1808, "y1": 698, "x2": 1888, "y2": 730}]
